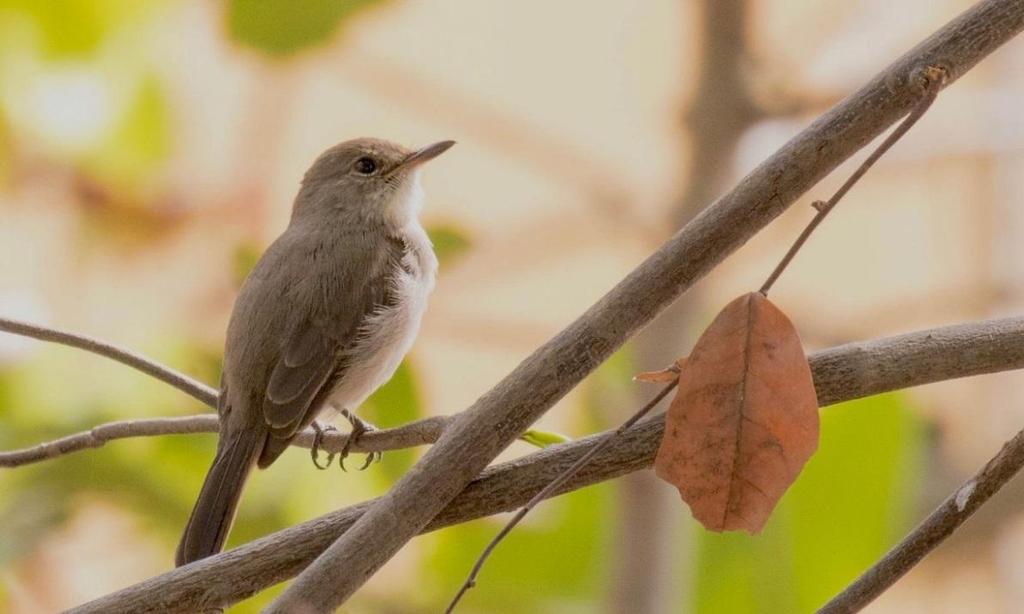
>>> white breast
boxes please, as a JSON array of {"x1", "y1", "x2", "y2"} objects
[{"x1": 325, "y1": 223, "x2": 437, "y2": 413}]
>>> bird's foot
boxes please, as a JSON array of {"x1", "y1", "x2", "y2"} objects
[
  {"x1": 339, "y1": 408, "x2": 381, "y2": 472},
  {"x1": 309, "y1": 421, "x2": 340, "y2": 470}
]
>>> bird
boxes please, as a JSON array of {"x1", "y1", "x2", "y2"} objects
[{"x1": 175, "y1": 137, "x2": 454, "y2": 567}]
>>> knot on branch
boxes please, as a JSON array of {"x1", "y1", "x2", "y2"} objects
[
  {"x1": 911, "y1": 62, "x2": 951, "y2": 95},
  {"x1": 885, "y1": 61, "x2": 951, "y2": 100}
]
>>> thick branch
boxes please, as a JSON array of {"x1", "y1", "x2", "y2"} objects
[
  {"x1": 271, "y1": 2, "x2": 1024, "y2": 610},
  {"x1": 72, "y1": 316, "x2": 1024, "y2": 613},
  {"x1": 0, "y1": 316, "x2": 217, "y2": 407},
  {"x1": 0, "y1": 415, "x2": 451, "y2": 468}
]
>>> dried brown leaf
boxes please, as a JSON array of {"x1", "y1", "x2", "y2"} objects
[{"x1": 654, "y1": 292, "x2": 819, "y2": 533}]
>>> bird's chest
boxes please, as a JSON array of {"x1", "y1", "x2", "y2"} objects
[{"x1": 327, "y1": 231, "x2": 437, "y2": 410}]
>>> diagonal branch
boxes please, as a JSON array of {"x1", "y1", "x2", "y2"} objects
[
  {"x1": 71, "y1": 316, "x2": 1024, "y2": 613},
  {"x1": 269, "y1": 2, "x2": 1024, "y2": 610},
  {"x1": 0, "y1": 316, "x2": 217, "y2": 407}
]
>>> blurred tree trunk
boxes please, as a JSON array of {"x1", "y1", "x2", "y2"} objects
[{"x1": 608, "y1": 1, "x2": 759, "y2": 612}]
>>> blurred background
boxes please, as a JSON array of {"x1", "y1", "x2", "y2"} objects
[{"x1": 1, "y1": 0, "x2": 1023, "y2": 612}]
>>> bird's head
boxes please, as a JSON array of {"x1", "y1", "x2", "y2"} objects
[{"x1": 293, "y1": 137, "x2": 455, "y2": 228}]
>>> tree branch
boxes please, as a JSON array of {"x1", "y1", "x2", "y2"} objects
[
  {"x1": 0, "y1": 414, "x2": 451, "y2": 468},
  {"x1": 0, "y1": 416, "x2": 219, "y2": 467},
  {"x1": 71, "y1": 316, "x2": 1024, "y2": 613},
  {"x1": 269, "y1": 2, "x2": 1024, "y2": 610},
  {"x1": 0, "y1": 315, "x2": 455, "y2": 468},
  {"x1": 0, "y1": 316, "x2": 217, "y2": 407},
  {"x1": 817, "y1": 423, "x2": 1024, "y2": 613}
]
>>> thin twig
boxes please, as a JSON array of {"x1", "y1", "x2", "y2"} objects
[
  {"x1": 817, "y1": 427, "x2": 1024, "y2": 613},
  {"x1": 758, "y1": 65, "x2": 947, "y2": 296},
  {"x1": 0, "y1": 414, "x2": 452, "y2": 468},
  {"x1": 0, "y1": 416, "x2": 219, "y2": 467},
  {"x1": 0, "y1": 316, "x2": 218, "y2": 407},
  {"x1": 446, "y1": 379, "x2": 679, "y2": 613}
]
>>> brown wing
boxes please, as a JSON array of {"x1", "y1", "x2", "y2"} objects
[
  {"x1": 263, "y1": 321, "x2": 337, "y2": 434},
  {"x1": 256, "y1": 233, "x2": 405, "y2": 466}
]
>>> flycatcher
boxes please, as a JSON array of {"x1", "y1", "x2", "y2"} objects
[{"x1": 176, "y1": 138, "x2": 454, "y2": 566}]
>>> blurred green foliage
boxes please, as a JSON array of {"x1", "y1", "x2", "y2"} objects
[
  {"x1": 88, "y1": 75, "x2": 170, "y2": 192},
  {"x1": 225, "y1": 0, "x2": 389, "y2": 58},
  {"x1": 0, "y1": 339, "x2": 210, "y2": 536},
  {"x1": 0, "y1": 2, "x2": 166, "y2": 208},
  {"x1": 428, "y1": 224, "x2": 473, "y2": 266},
  {"x1": 0, "y1": 0, "x2": 155, "y2": 59},
  {"x1": 360, "y1": 360, "x2": 423, "y2": 480},
  {"x1": 424, "y1": 481, "x2": 615, "y2": 613},
  {"x1": 692, "y1": 393, "x2": 927, "y2": 613},
  {"x1": 411, "y1": 348, "x2": 636, "y2": 613},
  {"x1": 232, "y1": 240, "x2": 265, "y2": 288},
  {"x1": 0, "y1": 112, "x2": 9, "y2": 186}
]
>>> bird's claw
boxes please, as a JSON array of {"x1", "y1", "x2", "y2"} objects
[
  {"x1": 310, "y1": 421, "x2": 339, "y2": 470},
  {"x1": 338, "y1": 408, "x2": 381, "y2": 472}
]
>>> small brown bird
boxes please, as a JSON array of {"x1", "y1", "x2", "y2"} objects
[{"x1": 176, "y1": 138, "x2": 454, "y2": 566}]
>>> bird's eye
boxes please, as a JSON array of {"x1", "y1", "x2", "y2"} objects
[{"x1": 354, "y1": 157, "x2": 377, "y2": 174}]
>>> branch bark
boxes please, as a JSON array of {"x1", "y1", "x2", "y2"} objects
[
  {"x1": 0, "y1": 316, "x2": 217, "y2": 407},
  {"x1": 72, "y1": 316, "x2": 1024, "y2": 613},
  {"x1": 0, "y1": 414, "x2": 451, "y2": 468},
  {"x1": 270, "y1": 2, "x2": 1024, "y2": 610}
]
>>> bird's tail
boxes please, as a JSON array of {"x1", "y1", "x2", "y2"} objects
[{"x1": 175, "y1": 429, "x2": 263, "y2": 566}]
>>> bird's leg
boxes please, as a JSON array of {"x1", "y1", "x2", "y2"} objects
[
  {"x1": 309, "y1": 421, "x2": 339, "y2": 470},
  {"x1": 337, "y1": 407, "x2": 381, "y2": 471}
]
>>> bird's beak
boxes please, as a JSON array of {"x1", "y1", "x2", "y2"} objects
[{"x1": 396, "y1": 140, "x2": 456, "y2": 171}]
